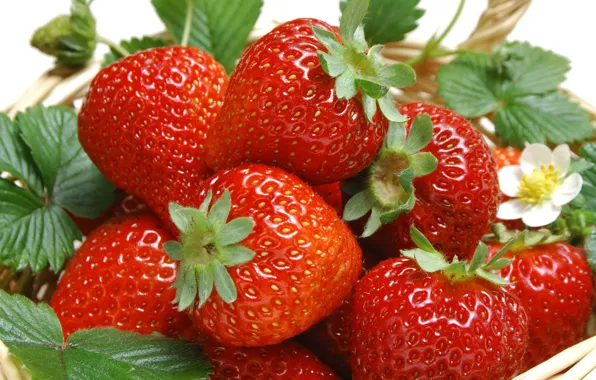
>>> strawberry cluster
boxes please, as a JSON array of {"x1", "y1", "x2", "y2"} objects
[{"x1": 43, "y1": 0, "x2": 594, "y2": 379}]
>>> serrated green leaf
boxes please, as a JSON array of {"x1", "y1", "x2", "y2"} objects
[
  {"x1": 495, "y1": 93, "x2": 594, "y2": 148},
  {"x1": 0, "y1": 292, "x2": 211, "y2": 379},
  {"x1": 152, "y1": 0, "x2": 263, "y2": 73},
  {"x1": 311, "y1": 26, "x2": 344, "y2": 56},
  {"x1": 0, "y1": 179, "x2": 81, "y2": 273},
  {"x1": 410, "y1": 152, "x2": 438, "y2": 177},
  {"x1": 362, "y1": 206, "x2": 382, "y2": 238},
  {"x1": 208, "y1": 190, "x2": 231, "y2": 232},
  {"x1": 501, "y1": 41, "x2": 570, "y2": 97},
  {"x1": 216, "y1": 217, "x2": 254, "y2": 246},
  {"x1": 569, "y1": 158, "x2": 595, "y2": 175},
  {"x1": 317, "y1": 51, "x2": 347, "y2": 77},
  {"x1": 16, "y1": 105, "x2": 115, "y2": 218},
  {"x1": 410, "y1": 225, "x2": 438, "y2": 253},
  {"x1": 343, "y1": 190, "x2": 373, "y2": 222},
  {"x1": 339, "y1": 0, "x2": 369, "y2": 47},
  {"x1": 362, "y1": 94, "x2": 377, "y2": 122},
  {"x1": 103, "y1": 36, "x2": 168, "y2": 67},
  {"x1": 378, "y1": 93, "x2": 407, "y2": 122},
  {"x1": 335, "y1": 69, "x2": 358, "y2": 99},
  {"x1": 401, "y1": 248, "x2": 448, "y2": 272},
  {"x1": 163, "y1": 240, "x2": 184, "y2": 261},
  {"x1": 404, "y1": 114, "x2": 433, "y2": 154},
  {"x1": 379, "y1": 63, "x2": 416, "y2": 88},
  {"x1": 212, "y1": 260, "x2": 237, "y2": 303},
  {"x1": 220, "y1": 244, "x2": 255, "y2": 266},
  {"x1": 197, "y1": 264, "x2": 214, "y2": 308},
  {"x1": 0, "y1": 113, "x2": 43, "y2": 196},
  {"x1": 437, "y1": 52, "x2": 499, "y2": 118},
  {"x1": 341, "y1": 0, "x2": 424, "y2": 45},
  {"x1": 580, "y1": 143, "x2": 596, "y2": 186}
]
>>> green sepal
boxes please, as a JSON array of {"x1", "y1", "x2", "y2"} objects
[
  {"x1": 362, "y1": 207, "x2": 382, "y2": 238},
  {"x1": 339, "y1": 0, "x2": 370, "y2": 48},
  {"x1": 213, "y1": 261, "x2": 237, "y2": 304},
  {"x1": 378, "y1": 94, "x2": 407, "y2": 122},
  {"x1": 336, "y1": 70, "x2": 358, "y2": 99},
  {"x1": 357, "y1": 79, "x2": 389, "y2": 99},
  {"x1": 379, "y1": 191, "x2": 415, "y2": 224},
  {"x1": 411, "y1": 152, "x2": 438, "y2": 177},
  {"x1": 173, "y1": 264, "x2": 198, "y2": 311},
  {"x1": 379, "y1": 63, "x2": 416, "y2": 88},
  {"x1": 311, "y1": 26, "x2": 344, "y2": 56},
  {"x1": 476, "y1": 268, "x2": 509, "y2": 286},
  {"x1": 163, "y1": 241, "x2": 184, "y2": 261},
  {"x1": 467, "y1": 242, "x2": 488, "y2": 274},
  {"x1": 410, "y1": 225, "x2": 438, "y2": 253},
  {"x1": 489, "y1": 223, "x2": 565, "y2": 251},
  {"x1": 208, "y1": 189, "x2": 231, "y2": 232},
  {"x1": 343, "y1": 190, "x2": 374, "y2": 222},
  {"x1": 318, "y1": 51, "x2": 347, "y2": 77},
  {"x1": 398, "y1": 166, "x2": 414, "y2": 193},
  {"x1": 169, "y1": 203, "x2": 193, "y2": 234},
  {"x1": 401, "y1": 248, "x2": 449, "y2": 273},
  {"x1": 363, "y1": 94, "x2": 378, "y2": 122},
  {"x1": 220, "y1": 245, "x2": 256, "y2": 266},
  {"x1": 385, "y1": 122, "x2": 406, "y2": 150},
  {"x1": 403, "y1": 114, "x2": 433, "y2": 154},
  {"x1": 197, "y1": 265, "x2": 215, "y2": 308},
  {"x1": 216, "y1": 217, "x2": 254, "y2": 246}
]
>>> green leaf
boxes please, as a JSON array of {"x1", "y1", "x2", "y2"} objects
[
  {"x1": 409, "y1": 225, "x2": 438, "y2": 253},
  {"x1": 311, "y1": 26, "x2": 344, "y2": 56},
  {"x1": 362, "y1": 94, "x2": 378, "y2": 122},
  {"x1": 317, "y1": 51, "x2": 347, "y2": 77},
  {"x1": 362, "y1": 207, "x2": 382, "y2": 238},
  {"x1": 341, "y1": 0, "x2": 424, "y2": 45},
  {"x1": 212, "y1": 260, "x2": 237, "y2": 303},
  {"x1": 411, "y1": 152, "x2": 438, "y2": 177},
  {"x1": 151, "y1": 0, "x2": 263, "y2": 73},
  {"x1": 103, "y1": 36, "x2": 167, "y2": 67},
  {"x1": 216, "y1": 217, "x2": 255, "y2": 246},
  {"x1": 343, "y1": 190, "x2": 373, "y2": 221},
  {"x1": 0, "y1": 292, "x2": 212, "y2": 379},
  {"x1": 378, "y1": 93, "x2": 407, "y2": 122},
  {"x1": 401, "y1": 248, "x2": 448, "y2": 272},
  {"x1": 580, "y1": 143, "x2": 596, "y2": 186},
  {"x1": 379, "y1": 63, "x2": 416, "y2": 88},
  {"x1": 220, "y1": 244, "x2": 256, "y2": 266},
  {"x1": 335, "y1": 69, "x2": 358, "y2": 99},
  {"x1": 163, "y1": 241, "x2": 184, "y2": 261},
  {"x1": 495, "y1": 93, "x2": 594, "y2": 148},
  {"x1": 501, "y1": 41, "x2": 570, "y2": 97},
  {"x1": 0, "y1": 113, "x2": 43, "y2": 196},
  {"x1": 585, "y1": 229, "x2": 596, "y2": 275},
  {"x1": 16, "y1": 105, "x2": 115, "y2": 218},
  {"x1": 404, "y1": 114, "x2": 433, "y2": 154},
  {"x1": 437, "y1": 52, "x2": 499, "y2": 118},
  {"x1": 569, "y1": 158, "x2": 595, "y2": 175},
  {"x1": 197, "y1": 264, "x2": 214, "y2": 308},
  {"x1": 0, "y1": 179, "x2": 81, "y2": 273},
  {"x1": 467, "y1": 242, "x2": 488, "y2": 273},
  {"x1": 208, "y1": 190, "x2": 231, "y2": 232},
  {"x1": 339, "y1": 0, "x2": 370, "y2": 47}
]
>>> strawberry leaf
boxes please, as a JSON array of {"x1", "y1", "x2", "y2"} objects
[
  {"x1": 103, "y1": 36, "x2": 167, "y2": 67},
  {"x1": 151, "y1": 0, "x2": 263, "y2": 73},
  {"x1": 15, "y1": 105, "x2": 116, "y2": 218},
  {"x1": 340, "y1": 0, "x2": 424, "y2": 45},
  {"x1": 0, "y1": 179, "x2": 81, "y2": 272},
  {"x1": 437, "y1": 42, "x2": 594, "y2": 148},
  {"x1": 585, "y1": 229, "x2": 596, "y2": 276},
  {"x1": 0, "y1": 114, "x2": 43, "y2": 196},
  {"x1": 0, "y1": 292, "x2": 211, "y2": 379}
]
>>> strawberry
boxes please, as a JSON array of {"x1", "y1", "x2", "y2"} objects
[
  {"x1": 313, "y1": 182, "x2": 343, "y2": 217},
  {"x1": 205, "y1": 6, "x2": 416, "y2": 185},
  {"x1": 350, "y1": 227, "x2": 529, "y2": 379},
  {"x1": 185, "y1": 329, "x2": 338, "y2": 379},
  {"x1": 493, "y1": 147, "x2": 522, "y2": 170},
  {"x1": 69, "y1": 193, "x2": 148, "y2": 235},
  {"x1": 78, "y1": 46, "x2": 228, "y2": 234},
  {"x1": 163, "y1": 164, "x2": 362, "y2": 347},
  {"x1": 50, "y1": 213, "x2": 191, "y2": 339},
  {"x1": 344, "y1": 103, "x2": 500, "y2": 260},
  {"x1": 486, "y1": 227, "x2": 594, "y2": 370}
]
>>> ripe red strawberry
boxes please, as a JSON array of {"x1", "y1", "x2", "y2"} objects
[
  {"x1": 185, "y1": 329, "x2": 338, "y2": 379},
  {"x1": 205, "y1": 13, "x2": 416, "y2": 185},
  {"x1": 164, "y1": 164, "x2": 362, "y2": 347},
  {"x1": 493, "y1": 147, "x2": 522, "y2": 170},
  {"x1": 346, "y1": 103, "x2": 500, "y2": 260},
  {"x1": 50, "y1": 213, "x2": 191, "y2": 338},
  {"x1": 350, "y1": 228, "x2": 529, "y2": 379},
  {"x1": 486, "y1": 232, "x2": 594, "y2": 370},
  {"x1": 313, "y1": 182, "x2": 343, "y2": 217},
  {"x1": 78, "y1": 47, "x2": 228, "y2": 234},
  {"x1": 69, "y1": 193, "x2": 148, "y2": 235}
]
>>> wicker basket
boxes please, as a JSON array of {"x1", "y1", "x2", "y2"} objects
[{"x1": 2, "y1": 0, "x2": 596, "y2": 379}]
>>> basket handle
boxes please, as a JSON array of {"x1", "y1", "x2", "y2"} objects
[{"x1": 459, "y1": 0, "x2": 532, "y2": 51}]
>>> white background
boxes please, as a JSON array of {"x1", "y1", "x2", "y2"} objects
[{"x1": 1, "y1": 0, "x2": 595, "y2": 111}]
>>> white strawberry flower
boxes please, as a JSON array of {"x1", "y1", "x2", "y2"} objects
[{"x1": 497, "y1": 144, "x2": 583, "y2": 227}]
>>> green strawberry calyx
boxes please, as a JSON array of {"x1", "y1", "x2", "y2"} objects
[
  {"x1": 402, "y1": 225, "x2": 524, "y2": 285},
  {"x1": 489, "y1": 223, "x2": 568, "y2": 251},
  {"x1": 343, "y1": 115, "x2": 438, "y2": 237},
  {"x1": 163, "y1": 189, "x2": 256, "y2": 311},
  {"x1": 312, "y1": 0, "x2": 416, "y2": 123}
]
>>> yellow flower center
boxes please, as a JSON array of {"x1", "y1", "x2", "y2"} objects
[{"x1": 517, "y1": 164, "x2": 560, "y2": 205}]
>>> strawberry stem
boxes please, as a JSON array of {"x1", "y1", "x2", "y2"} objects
[
  {"x1": 96, "y1": 35, "x2": 130, "y2": 57},
  {"x1": 180, "y1": 0, "x2": 194, "y2": 47}
]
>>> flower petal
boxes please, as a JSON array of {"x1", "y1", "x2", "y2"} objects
[
  {"x1": 520, "y1": 144, "x2": 553, "y2": 175},
  {"x1": 522, "y1": 202, "x2": 562, "y2": 227},
  {"x1": 497, "y1": 199, "x2": 530, "y2": 220},
  {"x1": 552, "y1": 144, "x2": 571, "y2": 176},
  {"x1": 552, "y1": 173, "x2": 583, "y2": 206},
  {"x1": 498, "y1": 166, "x2": 523, "y2": 197}
]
